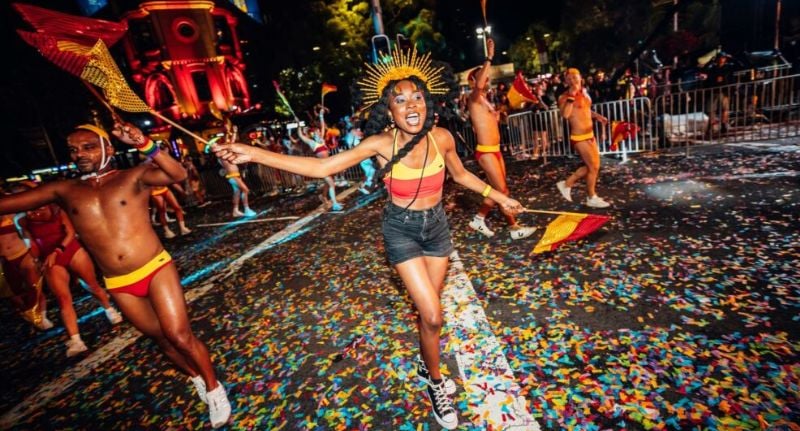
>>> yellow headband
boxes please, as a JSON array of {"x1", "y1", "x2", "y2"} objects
[
  {"x1": 75, "y1": 124, "x2": 110, "y2": 140},
  {"x1": 357, "y1": 46, "x2": 447, "y2": 108},
  {"x1": 566, "y1": 68, "x2": 581, "y2": 76}
]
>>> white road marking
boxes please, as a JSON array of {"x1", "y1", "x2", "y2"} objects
[{"x1": 443, "y1": 251, "x2": 540, "y2": 430}]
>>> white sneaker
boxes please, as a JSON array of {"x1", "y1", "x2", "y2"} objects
[
  {"x1": 164, "y1": 227, "x2": 176, "y2": 239},
  {"x1": 38, "y1": 316, "x2": 54, "y2": 330},
  {"x1": 232, "y1": 209, "x2": 245, "y2": 218},
  {"x1": 66, "y1": 338, "x2": 88, "y2": 357},
  {"x1": 189, "y1": 375, "x2": 207, "y2": 403},
  {"x1": 556, "y1": 181, "x2": 573, "y2": 202},
  {"x1": 105, "y1": 308, "x2": 123, "y2": 325},
  {"x1": 206, "y1": 383, "x2": 232, "y2": 429},
  {"x1": 585, "y1": 195, "x2": 611, "y2": 208},
  {"x1": 509, "y1": 225, "x2": 537, "y2": 240},
  {"x1": 468, "y1": 215, "x2": 495, "y2": 238},
  {"x1": 180, "y1": 225, "x2": 192, "y2": 235}
]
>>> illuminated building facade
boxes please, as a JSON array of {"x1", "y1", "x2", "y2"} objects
[{"x1": 121, "y1": 1, "x2": 251, "y2": 122}]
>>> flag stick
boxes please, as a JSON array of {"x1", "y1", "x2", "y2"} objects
[
  {"x1": 148, "y1": 110, "x2": 209, "y2": 145},
  {"x1": 81, "y1": 80, "x2": 124, "y2": 124},
  {"x1": 521, "y1": 208, "x2": 597, "y2": 217}
]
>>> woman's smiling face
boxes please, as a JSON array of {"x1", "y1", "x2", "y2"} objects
[{"x1": 388, "y1": 79, "x2": 427, "y2": 134}]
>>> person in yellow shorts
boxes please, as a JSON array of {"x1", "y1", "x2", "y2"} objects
[{"x1": 556, "y1": 68, "x2": 611, "y2": 208}]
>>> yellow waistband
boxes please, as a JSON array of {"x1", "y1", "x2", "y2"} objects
[
  {"x1": 475, "y1": 144, "x2": 501, "y2": 153},
  {"x1": 570, "y1": 132, "x2": 594, "y2": 141},
  {"x1": 151, "y1": 186, "x2": 168, "y2": 196},
  {"x1": 104, "y1": 250, "x2": 172, "y2": 290},
  {"x1": 225, "y1": 172, "x2": 241, "y2": 179},
  {"x1": 4, "y1": 247, "x2": 29, "y2": 262}
]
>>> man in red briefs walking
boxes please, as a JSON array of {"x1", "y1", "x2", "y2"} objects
[
  {"x1": 0, "y1": 122, "x2": 231, "y2": 428},
  {"x1": 556, "y1": 68, "x2": 611, "y2": 208}
]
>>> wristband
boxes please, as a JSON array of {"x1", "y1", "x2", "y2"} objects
[
  {"x1": 481, "y1": 184, "x2": 493, "y2": 197},
  {"x1": 137, "y1": 139, "x2": 160, "y2": 157}
]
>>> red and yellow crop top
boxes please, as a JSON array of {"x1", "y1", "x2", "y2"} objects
[{"x1": 382, "y1": 130, "x2": 446, "y2": 200}]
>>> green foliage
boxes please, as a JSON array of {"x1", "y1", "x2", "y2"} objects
[{"x1": 273, "y1": 66, "x2": 322, "y2": 120}]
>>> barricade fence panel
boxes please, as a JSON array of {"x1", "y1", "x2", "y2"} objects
[
  {"x1": 654, "y1": 73, "x2": 800, "y2": 149},
  {"x1": 505, "y1": 97, "x2": 655, "y2": 160}
]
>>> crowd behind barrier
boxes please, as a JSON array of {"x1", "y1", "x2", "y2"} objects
[{"x1": 180, "y1": 73, "x2": 799, "y2": 202}]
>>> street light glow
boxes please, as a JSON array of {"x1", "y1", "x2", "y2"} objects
[{"x1": 312, "y1": 46, "x2": 320, "y2": 51}]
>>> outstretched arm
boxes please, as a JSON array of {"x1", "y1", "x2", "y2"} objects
[
  {"x1": 0, "y1": 183, "x2": 61, "y2": 216},
  {"x1": 212, "y1": 136, "x2": 381, "y2": 178},
  {"x1": 112, "y1": 122, "x2": 187, "y2": 186}
]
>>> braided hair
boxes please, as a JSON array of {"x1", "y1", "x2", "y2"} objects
[{"x1": 364, "y1": 76, "x2": 438, "y2": 181}]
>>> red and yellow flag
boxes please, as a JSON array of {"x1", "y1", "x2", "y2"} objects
[
  {"x1": 532, "y1": 213, "x2": 610, "y2": 254},
  {"x1": 507, "y1": 71, "x2": 537, "y2": 110},
  {"x1": 321, "y1": 83, "x2": 338, "y2": 98},
  {"x1": 610, "y1": 121, "x2": 639, "y2": 151},
  {"x1": 13, "y1": 3, "x2": 127, "y2": 47}
]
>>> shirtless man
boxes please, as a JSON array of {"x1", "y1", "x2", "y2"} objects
[
  {"x1": 556, "y1": 68, "x2": 611, "y2": 208},
  {"x1": 0, "y1": 208, "x2": 50, "y2": 330},
  {"x1": 0, "y1": 123, "x2": 231, "y2": 428},
  {"x1": 467, "y1": 37, "x2": 536, "y2": 239}
]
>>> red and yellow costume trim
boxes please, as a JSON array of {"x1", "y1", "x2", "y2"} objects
[{"x1": 104, "y1": 249, "x2": 172, "y2": 297}]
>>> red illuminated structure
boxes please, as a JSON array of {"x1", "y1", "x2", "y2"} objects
[{"x1": 121, "y1": 1, "x2": 250, "y2": 122}]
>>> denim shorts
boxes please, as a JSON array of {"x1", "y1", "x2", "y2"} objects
[{"x1": 382, "y1": 201, "x2": 454, "y2": 266}]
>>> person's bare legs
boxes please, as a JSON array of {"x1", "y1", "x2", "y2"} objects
[
  {"x1": 147, "y1": 264, "x2": 219, "y2": 390},
  {"x1": 476, "y1": 154, "x2": 517, "y2": 225},
  {"x1": 44, "y1": 265, "x2": 79, "y2": 336},
  {"x1": 110, "y1": 291, "x2": 200, "y2": 376},
  {"x1": 572, "y1": 139, "x2": 601, "y2": 197},
  {"x1": 68, "y1": 248, "x2": 113, "y2": 309},
  {"x1": 395, "y1": 256, "x2": 448, "y2": 380}
]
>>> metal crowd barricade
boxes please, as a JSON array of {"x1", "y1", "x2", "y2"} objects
[
  {"x1": 653, "y1": 73, "x2": 800, "y2": 153},
  {"x1": 505, "y1": 97, "x2": 655, "y2": 161}
]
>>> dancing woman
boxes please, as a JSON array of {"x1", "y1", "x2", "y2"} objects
[{"x1": 213, "y1": 48, "x2": 524, "y2": 429}]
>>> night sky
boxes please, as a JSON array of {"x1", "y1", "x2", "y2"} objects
[{"x1": 0, "y1": 0, "x2": 563, "y2": 175}]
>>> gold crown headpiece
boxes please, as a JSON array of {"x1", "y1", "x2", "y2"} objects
[{"x1": 357, "y1": 46, "x2": 447, "y2": 108}]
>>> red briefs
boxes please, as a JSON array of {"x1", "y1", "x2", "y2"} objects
[
  {"x1": 474, "y1": 144, "x2": 502, "y2": 163},
  {"x1": 103, "y1": 250, "x2": 172, "y2": 297},
  {"x1": 53, "y1": 238, "x2": 81, "y2": 268}
]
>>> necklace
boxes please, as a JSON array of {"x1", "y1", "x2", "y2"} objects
[{"x1": 80, "y1": 169, "x2": 118, "y2": 182}]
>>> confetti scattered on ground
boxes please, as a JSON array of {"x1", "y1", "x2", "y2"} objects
[{"x1": 1, "y1": 142, "x2": 799, "y2": 430}]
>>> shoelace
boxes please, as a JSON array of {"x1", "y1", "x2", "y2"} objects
[{"x1": 431, "y1": 382, "x2": 454, "y2": 412}]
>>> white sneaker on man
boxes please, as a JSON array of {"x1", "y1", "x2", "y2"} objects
[
  {"x1": 585, "y1": 195, "x2": 611, "y2": 208},
  {"x1": 163, "y1": 227, "x2": 176, "y2": 239},
  {"x1": 65, "y1": 338, "x2": 88, "y2": 357},
  {"x1": 38, "y1": 316, "x2": 54, "y2": 331},
  {"x1": 189, "y1": 375, "x2": 207, "y2": 403},
  {"x1": 232, "y1": 209, "x2": 245, "y2": 218},
  {"x1": 509, "y1": 225, "x2": 537, "y2": 240},
  {"x1": 105, "y1": 307, "x2": 123, "y2": 325},
  {"x1": 556, "y1": 181, "x2": 573, "y2": 202},
  {"x1": 206, "y1": 383, "x2": 232, "y2": 429},
  {"x1": 468, "y1": 215, "x2": 495, "y2": 238}
]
